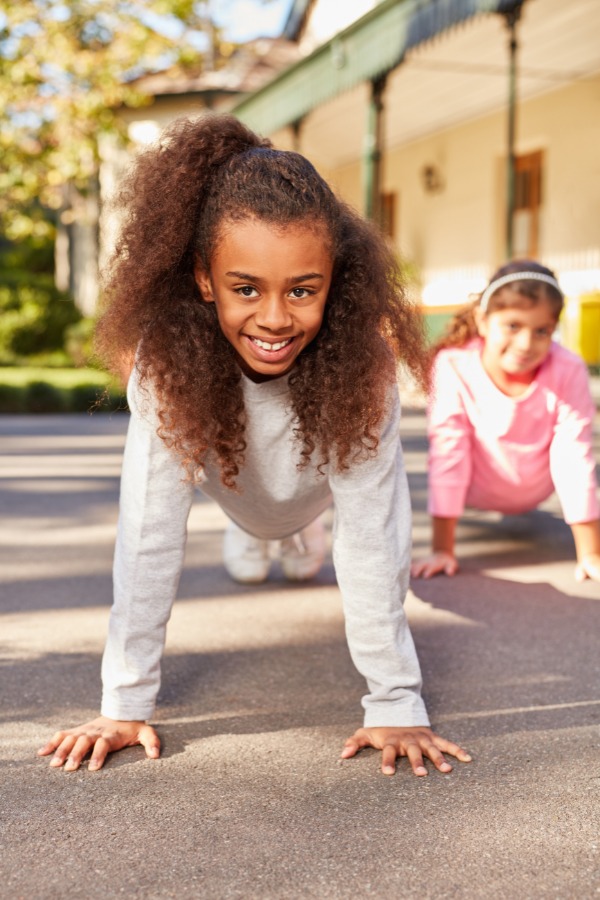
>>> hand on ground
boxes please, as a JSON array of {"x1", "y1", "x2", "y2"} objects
[
  {"x1": 575, "y1": 553, "x2": 600, "y2": 583},
  {"x1": 411, "y1": 551, "x2": 459, "y2": 579},
  {"x1": 37, "y1": 716, "x2": 160, "y2": 772},
  {"x1": 341, "y1": 725, "x2": 472, "y2": 776}
]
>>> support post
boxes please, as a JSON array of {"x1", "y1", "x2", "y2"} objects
[
  {"x1": 364, "y1": 74, "x2": 387, "y2": 224},
  {"x1": 290, "y1": 119, "x2": 302, "y2": 153},
  {"x1": 505, "y1": 5, "x2": 522, "y2": 260}
]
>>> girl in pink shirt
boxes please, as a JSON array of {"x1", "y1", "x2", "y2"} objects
[{"x1": 412, "y1": 259, "x2": 600, "y2": 582}]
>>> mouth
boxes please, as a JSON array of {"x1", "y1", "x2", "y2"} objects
[
  {"x1": 249, "y1": 336, "x2": 294, "y2": 352},
  {"x1": 509, "y1": 354, "x2": 534, "y2": 367},
  {"x1": 243, "y1": 334, "x2": 298, "y2": 366}
]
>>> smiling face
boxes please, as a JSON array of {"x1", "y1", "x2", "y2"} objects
[
  {"x1": 195, "y1": 218, "x2": 333, "y2": 382},
  {"x1": 476, "y1": 294, "x2": 558, "y2": 393}
]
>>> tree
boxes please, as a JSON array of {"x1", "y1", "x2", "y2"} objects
[{"x1": 0, "y1": 0, "x2": 234, "y2": 241}]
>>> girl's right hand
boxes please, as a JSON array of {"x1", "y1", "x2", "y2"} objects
[
  {"x1": 575, "y1": 552, "x2": 600, "y2": 582},
  {"x1": 411, "y1": 551, "x2": 459, "y2": 579},
  {"x1": 37, "y1": 716, "x2": 160, "y2": 772}
]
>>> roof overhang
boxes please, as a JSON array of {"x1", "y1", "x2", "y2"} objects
[
  {"x1": 233, "y1": 0, "x2": 600, "y2": 173},
  {"x1": 233, "y1": 0, "x2": 524, "y2": 135}
]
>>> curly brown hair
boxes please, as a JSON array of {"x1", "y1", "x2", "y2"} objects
[
  {"x1": 432, "y1": 259, "x2": 564, "y2": 357},
  {"x1": 96, "y1": 113, "x2": 428, "y2": 487}
]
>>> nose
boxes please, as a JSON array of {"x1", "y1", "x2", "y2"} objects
[
  {"x1": 254, "y1": 294, "x2": 293, "y2": 332},
  {"x1": 515, "y1": 329, "x2": 534, "y2": 351}
]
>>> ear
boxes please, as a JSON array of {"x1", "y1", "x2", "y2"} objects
[
  {"x1": 473, "y1": 305, "x2": 487, "y2": 337},
  {"x1": 194, "y1": 263, "x2": 214, "y2": 303}
]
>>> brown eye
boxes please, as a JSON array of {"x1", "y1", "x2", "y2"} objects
[{"x1": 236, "y1": 286, "x2": 258, "y2": 298}]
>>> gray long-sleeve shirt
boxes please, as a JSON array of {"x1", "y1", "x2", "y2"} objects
[{"x1": 101, "y1": 368, "x2": 429, "y2": 728}]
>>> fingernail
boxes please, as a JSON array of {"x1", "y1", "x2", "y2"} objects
[
  {"x1": 89, "y1": 759, "x2": 100, "y2": 770},
  {"x1": 416, "y1": 766, "x2": 427, "y2": 776},
  {"x1": 50, "y1": 757, "x2": 62, "y2": 767},
  {"x1": 383, "y1": 765, "x2": 395, "y2": 775}
]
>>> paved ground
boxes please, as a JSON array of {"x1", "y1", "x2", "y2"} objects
[{"x1": 1, "y1": 409, "x2": 599, "y2": 899}]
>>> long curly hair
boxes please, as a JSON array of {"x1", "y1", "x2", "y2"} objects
[
  {"x1": 96, "y1": 113, "x2": 428, "y2": 487},
  {"x1": 433, "y1": 259, "x2": 564, "y2": 356}
]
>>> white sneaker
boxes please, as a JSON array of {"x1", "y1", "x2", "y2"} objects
[
  {"x1": 223, "y1": 521, "x2": 271, "y2": 584},
  {"x1": 280, "y1": 518, "x2": 326, "y2": 581}
]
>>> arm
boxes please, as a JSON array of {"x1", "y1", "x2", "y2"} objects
[
  {"x1": 410, "y1": 516, "x2": 459, "y2": 578},
  {"x1": 330, "y1": 388, "x2": 470, "y2": 774},
  {"x1": 548, "y1": 355, "x2": 600, "y2": 579},
  {"x1": 571, "y1": 519, "x2": 600, "y2": 582},
  {"x1": 101, "y1": 376, "x2": 195, "y2": 721},
  {"x1": 412, "y1": 351, "x2": 472, "y2": 578},
  {"x1": 38, "y1": 370, "x2": 195, "y2": 771}
]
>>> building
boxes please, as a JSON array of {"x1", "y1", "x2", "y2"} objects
[{"x1": 233, "y1": 0, "x2": 600, "y2": 359}]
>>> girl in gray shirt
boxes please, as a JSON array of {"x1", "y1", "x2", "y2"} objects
[{"x1": 38, "y1": 113, "x2": 471, "y2": 777}]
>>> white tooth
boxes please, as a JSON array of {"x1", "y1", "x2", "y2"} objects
[{"x1": 253, "y1": 338, "x2": 291, "y2": 351}]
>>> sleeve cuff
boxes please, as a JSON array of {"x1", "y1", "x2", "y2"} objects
[
  {"x1": 428, "y1": 484, "x2": 467, "y2": 518},
  {"x1": 101, "y1": 698, "x2": 155, "y2": 722},
  {"x1": 363, "y1": 696, "x2": 430, "y2": 728}
]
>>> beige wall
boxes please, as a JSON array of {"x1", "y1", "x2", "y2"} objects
[{"x1": 328, "y1": 75, "x2": 600, "y2": 307}]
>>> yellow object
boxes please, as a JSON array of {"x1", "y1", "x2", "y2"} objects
[
  {"x1": 579, "y1": 294, "x2": 600, "y2": 364},
  {"x1": 561, "y1": 293, "x2": 600, "y2": 365}
]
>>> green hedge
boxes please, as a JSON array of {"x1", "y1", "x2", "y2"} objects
[
  {"x1": 0, "y1": 367, "x2": 127, "y2": 414},
  {"x1": 0, "y1": 273, "x2": 82, "y2": 365}
]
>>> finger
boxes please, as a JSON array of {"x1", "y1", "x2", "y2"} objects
[
  {"x1": 139, "y1": 725, "x2": 161, "y2": 759},
  {"x1": 431, "y1": 735, "x2": 472, "y2": 763},
  {"x1": 444, "y1": 560, "x2": 458, "y2": 576},
  {"x1": 340, "y1": 739, "x2": 360, "y2": 759},
  {"x1": 381, "y1": 744, "x2": 397, "y2": 776},
  {"x1": 422, "y1": 743, "x2": 452, "y2": 773},
  {"x1": 49, "y1": 735, "x2": 78, "y2": 768},
  {"x1": 37, "y1": 731, "x2": 68, "y2": 757},
  {"x1": 423, "y1": 564, "x2": 443, "y2": 579},
  {"x1": 574, "y1": 563, "x2": 586, "y2": 582},
  {"x1": 88, "y1": 737, "x2": 112, "y2": 771},
  {"x1": 410, "y1": 561, "x2": 425, "y2": 578},
  {"x1": 340, "y1": 731, "x2": 372, "y2": 758},
  {"x1": 405, "y1": 741, "x2": 428, "y2": 776},
  {"x1": 64, "y1": 735, "x2": 95, "y2": 772}
]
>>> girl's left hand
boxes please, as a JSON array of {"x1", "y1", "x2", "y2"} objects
[
  {"x1": 341, "y1": 726, "x2": 472, "y2": 776},
  {"x1": 575, "y1": 553, "x2": 600, "y2": 582}
]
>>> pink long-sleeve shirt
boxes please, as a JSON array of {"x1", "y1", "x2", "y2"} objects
[{"x1": 427, "y1": 339, "x2": 599, "y2": 524}]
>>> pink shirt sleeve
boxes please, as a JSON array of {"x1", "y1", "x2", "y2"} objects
[
  {"x1": 549, "y1": 355, "x2": 599, "y2": 524},
  {"x1": 427, "y1": 351, "x2": 473, "y2": 518}
]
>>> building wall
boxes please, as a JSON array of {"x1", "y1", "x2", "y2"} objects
[{"x1": 328, "y1": 75, "x2": 600, "y2": 309}]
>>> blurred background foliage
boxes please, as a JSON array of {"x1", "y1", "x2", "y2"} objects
[
  {"x1": 0, "y1": 0, "x2": 240, "y2": 408},
  {"x1": 0, "y1": 0, "x2": 231, "y2": 240}
]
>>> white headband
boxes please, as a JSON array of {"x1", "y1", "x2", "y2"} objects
[{"x1": 479, "y1": 271, "x2": 562, "y2": 312}]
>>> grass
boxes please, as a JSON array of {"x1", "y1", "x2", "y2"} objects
[{"x1": 0, "y1": 366, "x2": 127, "y2": 413}]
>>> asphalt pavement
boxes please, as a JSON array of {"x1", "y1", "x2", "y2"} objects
[{"x1": 1, "y1": 409, "x2": 599, "y2": 899}]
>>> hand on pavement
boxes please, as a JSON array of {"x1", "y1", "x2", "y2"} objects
[
  {"x1": 411, "y1": 551, "x2": 459, "y2": 579},
  {"x1": 575, "y1": 552, "x2": 600, "y2": 583},
  {"x1": 37, "y1": 716, "x2": 160, "y2": 772},
  {"x1": 341, "y1": 725, "x2": 472, "y2": 776}
]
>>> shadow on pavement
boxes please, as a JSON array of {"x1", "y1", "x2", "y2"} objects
[
  {"x1": 411, "y1": 570, "x2": 600, "y2": 744},
  {"x1": 6, "y1": 566, "x2": 599, "y2": 772}
]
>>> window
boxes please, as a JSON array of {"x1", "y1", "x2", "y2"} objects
[
  {"x1": 379, "y1": 192, "x2": 396, "y2": 239},
  {"x1": 511, "y1": 151, "x2": 543, "y2": 258}
]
